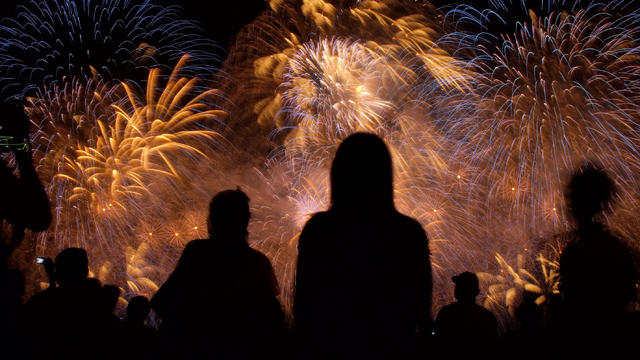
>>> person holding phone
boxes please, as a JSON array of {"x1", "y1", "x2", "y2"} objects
[
  {"x1": 0, "y1": 96, "x2": 51, "y2": 357},
  {"x1": 0, "y1": 96, "x2": 51, "y2": 267}
]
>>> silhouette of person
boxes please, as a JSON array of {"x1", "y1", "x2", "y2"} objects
[
  {"x1": 0, "y1": 269, "x2": 27, "y2": 357},
  {"x1": 434, "y1": 272, "x2": 499, "y2": 357},
  {"x1": 100, "y1": 284, "x2": 121, "y2": 320},
  {"x1": 98, "y1": 284, "x2": 121, "y2": 355},
  {"x1": 515, "y1": 291, "x2": 544, "y2": 334},
  {"x1": 0, "y1": 98, "x2": 50, "y2": 356},
  {"x1": 151, "y1": 189, "x2": 285, "y2": 359},
  {"x1": 503, "y1": 291, "x2": 545, "y2": 357},
  {"x1": 121, "y1": 296, "x2": 157, "y2": 359},
  {"x1": 294, "y1": 133, "x2": 432, "y2": 359},
  {"x1": 25, "y1": 248, "x2": 103, "y2": 359},
  {"x1": 556, "y1": 163, "x2": 638, "y2": 351},
  {"x1": 0, "y1": 97, "x2": 50, "y2": 267}
]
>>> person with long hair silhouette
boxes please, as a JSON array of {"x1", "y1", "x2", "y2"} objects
[{"x1": 294, "y1": 133, "x2": 432, "y2": 359}]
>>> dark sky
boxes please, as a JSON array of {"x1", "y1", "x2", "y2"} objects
[
  {"x1": 154, "y1": 0, "x2": 267, "y2": 50},
  {"x1": 2, "y1": 0, "x2": 639, "y2": 53},
  {"x1": 0, "y1": 1, "x2": 519, "y2": 49},
  {"x1": 0, "y1": 0, "x2": 268, "y2": 51}
]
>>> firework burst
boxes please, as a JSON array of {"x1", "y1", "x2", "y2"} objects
[
  {"x1": 14, "y1": 1, "x2": 640, "y2": 325},
  {"x1": 441, "y1": 2, "x2": 640, "y2": 238},
  {"x1": 0, "y1": 0, "x2": 219, "y2": 99},
  {"x1": 219, "y1": 0, "x2": 640, "y2": 318},
  {"x1": 225, "y1": 0, "x2": 467, "y2": 146},
  {"x1": 220, "y1": 0, "x2": 490, "y2": 314},
  {"x1": 28, "y1": 55, "x2": 228, "y2": 288}
]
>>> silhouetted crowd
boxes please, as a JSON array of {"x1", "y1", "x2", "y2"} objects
[{"x1": 1, "y1": 129, "x2": 639, "y2": 359}]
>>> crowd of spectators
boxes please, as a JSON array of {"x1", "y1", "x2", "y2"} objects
[{"x1": 1, "y1": 130, "x2": 638, "y2": 359}]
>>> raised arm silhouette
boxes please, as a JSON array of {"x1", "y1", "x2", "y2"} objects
[
  {"x1": 0, "y1": 97, "x2": 50, "y2": 266},
  {"x1": 294, "y1": 133, "x2": 432, "y2": 359},
  {"x1": 0, "y1": 98, "x2": 51, "y2": 357},
  {"x1": 151, "y1": 189, "x2": 285, "y2": 359}
]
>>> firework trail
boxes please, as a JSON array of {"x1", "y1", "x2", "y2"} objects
[{"x1": 0, "y1": 0, "x2": 220, "y2": 99}]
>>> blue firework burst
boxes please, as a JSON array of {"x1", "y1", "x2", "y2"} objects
[{"x1": 0, "y1": 0, "x2": 221, "y2": 98}]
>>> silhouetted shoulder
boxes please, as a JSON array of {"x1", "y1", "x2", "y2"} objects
[
  {"x1": 182, "y1": 238, "x2": 210, "y2": 253},
  {"x1": 385, "y1": 211, "x2": 430, "y2": 257},
  {"x1": 247, "y1": 247, "x2": 279, "y2": 295},
  {"x1": 303, "y1": 210, "x2": 426, "y2": 236},
  {"x1": 176, "y1": 238, "x2": 210, "y2": 266},
  {"x1": 302, "y1": 211, "x2": 331, "y2": 228},
  {"x1": 435, "y1": 302, "x2": 498, "y2": 339},
  {"x1": 247, "y1": 247, "x2": 275, "y2": 269},
  {"x1": 395, "y1": 212, "x2": 429, "y2": 240},
  {"x1": 297, "y1": 211, "x2": 331, "y2": 246},
  {"x1": 25, "y1": 287, "x2": 52, "y2": 306},
  {"x1": 479, "y1": 304, "x2": 498, "y2": 324}
]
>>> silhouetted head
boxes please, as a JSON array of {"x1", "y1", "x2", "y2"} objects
[
  {"x1": 208, "y1": 189, "x2": 251, "y2": 241},
  {"x1": 54, "y1": 248, "x2": 88, "y2": 287},
  {"x1": 330, "y1": 133, "x2": 393, "y2": 212},
  {"x1": 86, "y1": 277, "x2": 102, "y2": 289},
  {"x1": 566, "y1": 163, "x2": 615, "y2": 225},
  {"x1": 101, "y1": 284, "x2": 120, "y2": 314},
  {"x1": 127, "y1": 296, "x2": 151, "y2": 323},
  {"x1": 516, "y1": 291, "x2": 543, "y2": 328},
  {"x1": 452, "y1": 271, "x2": 479, "y2": 303}
]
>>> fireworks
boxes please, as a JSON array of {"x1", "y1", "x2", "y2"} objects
[
  {"x1": 441, "y1": 2, "x2": 640, "y2": 238},
  {"x1": 225, "y1": 0, "x2": 467, "y2": 143},
  {"x1": 478, "y1": 252, "x2": 560, "y2": 329},
  {"x1": 222, "y1": 0, "x2": 481, "y2": 312},
  {"x1": 27, "y1": 55, "x2": 228, "y2": 291},
  {"x1": 0, "y1": 0, "x2": 219, "y2": 99},
  {"x1": 58, "y1": 66, "x2": 224, "y2": 215},
  {"x1": 224, "y1": 0, "x2": 640, "y2": 315},
  {"x1": 9, "y1": 0, "x2": 640, "y2": 324}
]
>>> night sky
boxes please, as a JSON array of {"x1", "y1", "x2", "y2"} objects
[
  {"x1": 0, "y1": 0, "x2": 267, "y2": 52},
  {"x1": 3, "y1": 0, "x2": 640, "y2": 57}
]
